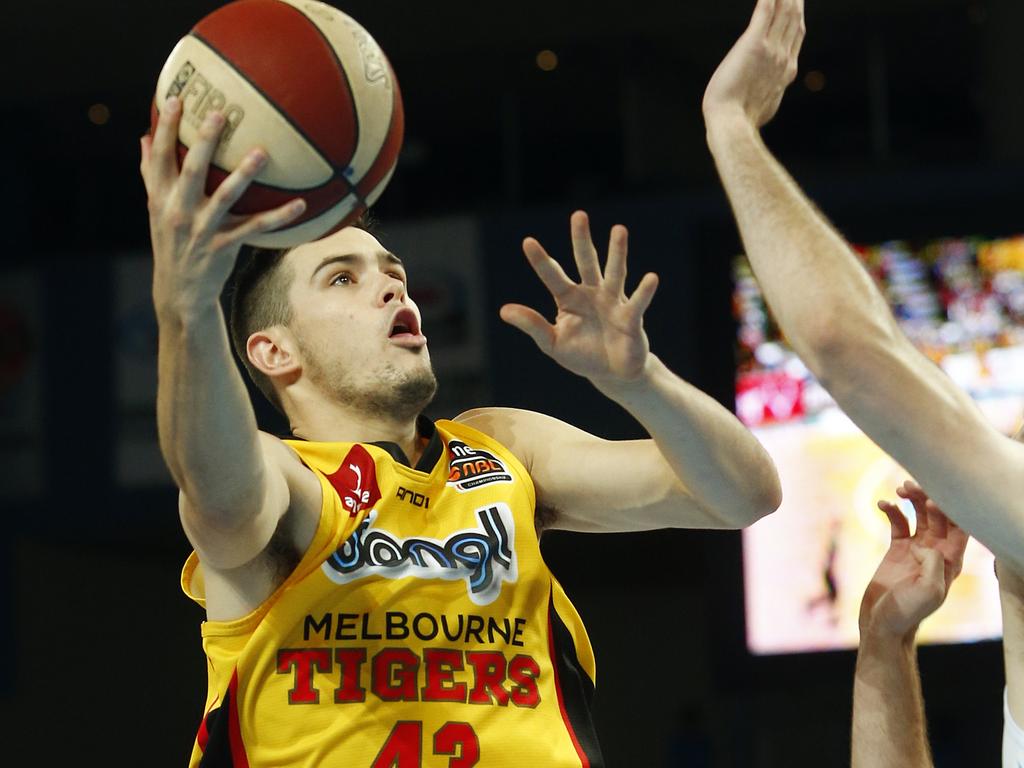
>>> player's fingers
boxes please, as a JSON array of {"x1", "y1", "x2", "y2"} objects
[
  {"x1": 177, "y1": 112, "x2": 228, "y2": 209},
  {"x1": 523, "y1": 237, "x2": 576, "y2": 300},
  {"x1": 570, "y1": 211, "x2": 602, "y2": 286},
  {"x1": 149, "y1": 97, "x2": 183, "y2": 185},
  {"x1": 625, "y1": 273, "x2": 659, "y2": 322},
  {"x1": 878, "y1": 500, "x2": 911, "y2": 540},
  {"x1": 216, "y1": 199, "x2": 306, "y2": 251},
  {"x1": 499, "y1": 304, "x2": 556, "y2": 354},
  {"x1": 603, "y1": 224, "x2": 629, "y2": 296},
  {"x1": 201, "y1": 148, "x2": 269, "y2": 230}
]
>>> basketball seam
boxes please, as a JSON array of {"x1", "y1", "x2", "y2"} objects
[
  {"x1": 187, "y1": 30, "x2": 361, "y2": 201},
  {"x1": 286, "y1": 0, "x2": 361, "y2": 170}
]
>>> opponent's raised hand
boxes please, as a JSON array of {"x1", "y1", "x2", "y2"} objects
[
  {"x1": 860, "y1": 480, "x2": 969, "y2": 639},
  {"x1": 500, "y1": 211, "x2": 659, "y2": 388},
  {"x1": 140, "y1": 97, "x2": 306, "y2": 314},
  {"x1": 702, "y1": 0, "x2": 805, "y2": 131}
]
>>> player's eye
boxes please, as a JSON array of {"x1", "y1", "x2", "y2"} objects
[
  {"x1": 387, "y1": 271, "x2": 406, "y2": 284},
  {"x1": 330, "y1": 272, "x2": 354, "y2": 286}
]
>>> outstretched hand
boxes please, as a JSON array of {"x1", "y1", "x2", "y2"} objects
[
  {"x1": 702, "y1": 0, "x2": 805, "y2": 130},
  {"x1": 500, "y1": 211, "x2": 659, "y2": 389},
  {"x1": 860, "y1": 481, "x2": 969, "y2": 639}
]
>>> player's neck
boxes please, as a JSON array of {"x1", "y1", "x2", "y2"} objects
[{"x1": 288, "y1": 402, "x2": 425, "y2": 464}]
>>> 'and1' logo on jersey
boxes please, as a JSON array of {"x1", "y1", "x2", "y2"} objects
[
  {"x1": 447, "y1": 440, "x2": 513, "y2": 493},
  {"x1": 321, "y1": 504, "x2": 518, "y2": 606},
  {"x1": 325, "y1": 445, "x2": 382, "y2": 517}
]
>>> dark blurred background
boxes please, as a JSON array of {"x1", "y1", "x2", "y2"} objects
[{"x1": 2, "y1": 0, "x2": 1021, "y2": 764}]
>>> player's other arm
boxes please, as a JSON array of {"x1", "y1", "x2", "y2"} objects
[
  {"x1": 469, "y1": 212, "x2": 781, "y2": 532},
  {"x1": 142, "y1": 98, "x2": 309, "y2": 568},
  {"x1": 700, "y1": 0, "x2": 1024, "y2": 569},
  {"x1": 851, "y1": 483, "x2": 967, "y2": 768}
]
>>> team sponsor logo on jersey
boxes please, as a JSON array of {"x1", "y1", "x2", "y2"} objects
[
  {"x1": 446, "y1": 440, "x2": 513, "y2": 492},
  {"x1": 325, "y1": 444, "x2": 382, "y2": 517},
  {"x1": 322, "y1": 504, "x2": 517, "y2": 605}
]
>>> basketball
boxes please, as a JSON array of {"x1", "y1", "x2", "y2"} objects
[{"x1": 151, "y1": 0, "x2": 404, "y2": 247}]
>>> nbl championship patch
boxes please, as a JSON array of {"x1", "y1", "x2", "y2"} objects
[{"x1": 446, "y1": 440, "x2": 513, "y2": 492}]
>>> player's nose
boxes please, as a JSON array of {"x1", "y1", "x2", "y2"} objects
[{"x1": 378, "y1": 273, "x2": 406, "y2": 306}]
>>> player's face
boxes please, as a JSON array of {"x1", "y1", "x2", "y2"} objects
[{"x1": 285, "y1": 226, "x2": 437, "y2": 419}]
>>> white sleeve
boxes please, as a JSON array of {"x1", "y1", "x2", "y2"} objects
[{"x1": 1004, "y1": 687, "x2": 1024, "y2": 768}]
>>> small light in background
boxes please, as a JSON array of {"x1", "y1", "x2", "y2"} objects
[
  {"x1": 536, "y1": 50, "x2": 558, "y2": 72},
  {"x1": 804, "y1": 70, "x2": 826, "y2": 93},
  {"x1": 88, "y1": 103, "x2": 111, "y2": 125}
]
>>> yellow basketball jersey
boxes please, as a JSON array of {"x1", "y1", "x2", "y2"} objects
[{"x1": 181, "y1": 418, "x2": 604, "y2": 767}]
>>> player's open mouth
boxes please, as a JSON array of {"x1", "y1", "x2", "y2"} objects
[{"x1": 388, "y1": 308, "x2": 426, "y2": 347}]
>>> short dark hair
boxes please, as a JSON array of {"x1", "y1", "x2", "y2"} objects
[{"x1": 226, "y1": 212, "x2": 378, "y2": 415}]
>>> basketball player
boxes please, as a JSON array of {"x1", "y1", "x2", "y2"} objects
[
  {"x1": 703, "y1": 0, "x2": 1024, "y2": 572},
  {"x1": 140, "y1": 97, "x2": 781, "y2": 765},
  {"x1": 851, "y1": 481, "x2": 967, "y2": 768}
]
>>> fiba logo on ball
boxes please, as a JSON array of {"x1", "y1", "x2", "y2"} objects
[
  {"x1": 150, "y1": 0, "x2": 404, "y2": 247},
  {"x1": 166, "y1": 60, "x2": 246, "y2": 149}
]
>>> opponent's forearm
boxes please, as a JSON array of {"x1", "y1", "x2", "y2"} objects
[
  {"x1": 596, "y1": 354, "x2": 781, "y2": 526},
  {"x1": 706, "y1": 113, "x2": 898, "y2": 372},
  {"x1": 852, "y1": 631, "x2": 933, "y2": 768},
  {"x1": 157, "y1": 301, "x2": 268, "y2": 524},
  {"x1": 999, "y1": 563, "x2": 1024, "y2": 726}
]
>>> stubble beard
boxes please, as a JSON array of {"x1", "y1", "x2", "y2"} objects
[{"x1": 301, "y1": 341, "x2": 438, "y2": 423}]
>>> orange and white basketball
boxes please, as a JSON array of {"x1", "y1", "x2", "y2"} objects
[{"x1": 151, "y1": 0, "x2": 404, "y2": 247}]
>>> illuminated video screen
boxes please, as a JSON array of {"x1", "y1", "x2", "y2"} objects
[{"x1": 735, "y1": 235, "x2": 1024, "y2": 654}]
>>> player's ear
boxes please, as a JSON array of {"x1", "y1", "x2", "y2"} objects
[{"x1": 248, "y1": 326, "x2": 300, "y2": 379}]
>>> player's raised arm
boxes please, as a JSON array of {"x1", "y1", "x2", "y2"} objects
[
  {"x1": 700, "y1": 0, "x2": 1024, "y2": 568},
  {"x1": 141, "y1": 97, "x2": 309, "y2": 569},
  {"x1": 851, "y1": 482, "x2": 967, "y2": 768},
  {"x1": 463, "y1": 211, "x2": 781, "y2": 532}
]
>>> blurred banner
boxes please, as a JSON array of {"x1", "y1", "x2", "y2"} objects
[
  {"x1": 0, "y1": 269, "x2": 41, "y2": 498},
  {"x1": 734, "y1": 235, "x2": 1024, "y2": 654},
  {"x1": 114, "y1": 254, "x2": 167, "y2": 488}
]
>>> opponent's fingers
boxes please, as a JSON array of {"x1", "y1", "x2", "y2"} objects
[
  {"x1": 499, "y1": 304, "x2": 556, "y2": 354},
  {"x1": 927, "y1": 505, "x2": 949, "y2": 540},
  {"x1": 570, "y1": 211, "x2": 602, "y2": 286},
  {"x1": 177, "y1": 112, "x2": 228, "y2": 209},
  {"x1": 149, "y1": 97, "x2": 183, "y2": 186},
  {"x1": 911, "y1": 544, "x2": 946, "y2": 593},
  {"x1": 215, "y1": 198, "x2": 307, "y2": 252},
  {"x1": 603, "y1": 224, "x2": 629, "y2": 296},
  {"x1": 788, "y1": 0, "x2": 807, "y2": 59},
  {"x1": 767, "y1": 0, "x2": 796, "y2": 43},
  {"x1": 201, "y1": 148, "x2": 269, "y2": 229},
  {"x1": 625, "y1": 272, "x2": 659, "y2": 322},
  {"x1": 523, "y1": 237, "x2": 576, "y2": 300},
  {"x1": 878, "y1": 500, "x2": 911, "y2": 540},
  {"x1": 749, "y1": 0, "x2": 777, "y2": 37}
]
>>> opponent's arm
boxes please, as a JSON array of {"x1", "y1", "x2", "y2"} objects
[
  {"x1": 463, "y1": 212, "x2": 781, "y2": 532},
  {"x1": 701, "y1": 0, "x2": 1024, "y2": 568},
  {"x1": 852, "y1": 482, "x2": 967, "y2": 768},
  {"x1": 999, "y1": 559, "x2": 1024, "y2": 768},
  {"x1": 142, "y1": 98, "x2": 310, "y2": 568}
]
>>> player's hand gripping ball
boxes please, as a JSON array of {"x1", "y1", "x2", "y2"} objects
[{"x1": 150, "y1": 0, "x2": 404, "y2": 247}]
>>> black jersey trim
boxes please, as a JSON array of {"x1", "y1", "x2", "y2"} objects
[
  {"x1": 368, "y1": 414, "x2": 441, "y2": 472},
  {"x1": 549, "y1": 589, "x2": 605, "y2": 767},
  {"x1": 196, "y1": 692, "x2": 234, "y2": 768}
]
